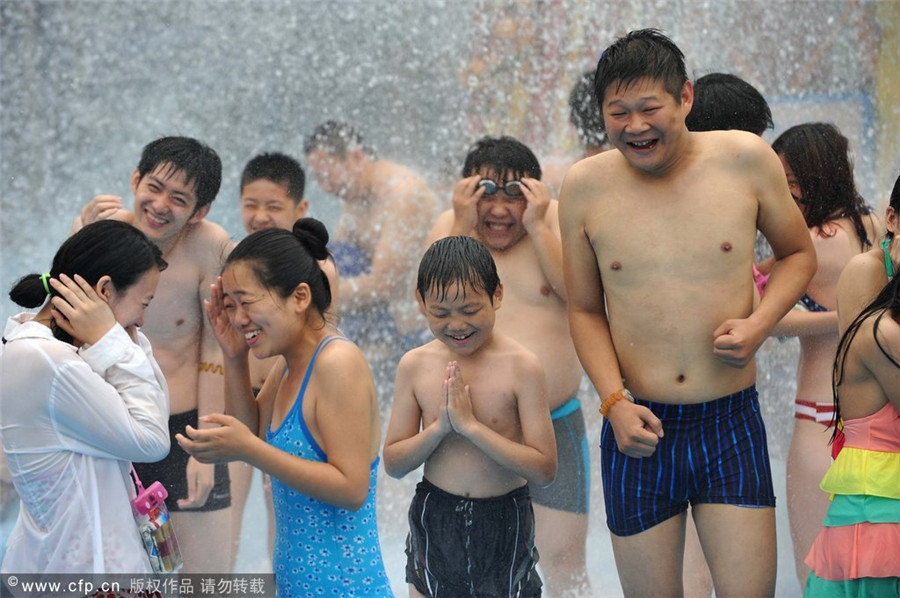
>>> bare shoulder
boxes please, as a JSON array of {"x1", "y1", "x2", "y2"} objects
[
  {"x1": 562, "y1": 150, "x2": 618, "y2": 187},
  {"x1": 430, "y1": 208, "x2": 454, "y2": 235},
  {"x1": 559, "y1": 151, "x2": 620, "y2": 216},
  {"x1": 840, "y1": 248, "x2": 884, "y2": 287},
  {"x1": 381, "y1": 162, "x2": 434, "y2": 202},
  {"x1": 494, "y1": 332, "x2": 542, "y2": 376},
  {"x1": 857, "y1": 313, "x2": 900, "y2": 369},
  {"x1": 315, "y1": 336, "x2": 370, "y2": 380},
  {"x1": 182, "y1": 218, "x2": 234, "y2": 265},
  {"x1": 397, "y1": 340, "x2": 443, "y2": 370},
  {"x1": 696, "y1": 129, "x2": 770, "y2": 157}
]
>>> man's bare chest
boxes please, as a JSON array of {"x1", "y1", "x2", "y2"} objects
[{"x1": 143, "y1": 266, "x2": 203, "y2": 341}]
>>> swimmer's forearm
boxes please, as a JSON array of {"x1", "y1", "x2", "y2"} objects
[
  {"x1": 568, "y1": 308, "x2": 626, "y2": 398},
  {"x1": 770, "y1": 308, "x2": 837, "y2": 338},
  {"x1": 247, "y1": 442, "x2": 370, "y2": 511},
  {"x1": 383, "y1": 421, "x2": 447, "y2": 478},
  {"x1": 222, "y1": 353, "x2": 258, "y2": 434},
  {"x1": 528, "y1": 220, "x2": 567, "y2": 300},
  {"x1": 197, "y1": 335, "x2": 227, "y2": 430},
  {"x1": 756, "y1": 250, "x2": 818, "y2": 331},
  {"x1": 459, "y1": 421, "x2": 556, "y2": 486}
]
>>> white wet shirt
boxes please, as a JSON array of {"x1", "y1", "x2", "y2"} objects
[{"x1": 0, "y1": 313, "x2": 170, "y2": 574}]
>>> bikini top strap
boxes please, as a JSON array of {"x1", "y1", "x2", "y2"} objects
[{"x1": 883, "y1": 239, "x2": 895, "y2": 282}]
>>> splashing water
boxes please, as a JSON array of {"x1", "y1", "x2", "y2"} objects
[{"x1": 1, "y1": 2, "x2": 891, "y2": 596}]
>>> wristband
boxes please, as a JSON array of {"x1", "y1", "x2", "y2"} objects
[{"x1": 599, "y1": 388, "x2": 634, "y2": 418}]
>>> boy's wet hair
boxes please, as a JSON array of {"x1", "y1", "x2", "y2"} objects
[
  {"x1": 569, "y1": 71, "x2": 607, "y2": 148},
  {"x1": 417, "y1": 236, "x2": 500, "y2": 303},
  {"x1": 303, "y1": 120, "x2": 377, "y2": 160},
  {"x1": 593, "y1": 28, "x2": 687, "y2": 108},
  {"x1": 685, "y1": 72, "x2": 773, "y2": 135},
  {"x1": 461, "y1": 136, "x2": 541, "y2": 181},
  {"x1": 136, "y1": 136, "x2": 222, "y2": 212},
  {"x1": 241, "y1": 152, "x2": 306, "y2": 202}
]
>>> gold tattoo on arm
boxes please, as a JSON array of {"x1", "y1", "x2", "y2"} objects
[{"x1": 198, "y1": 361, "x2": 224, "y2": 376}]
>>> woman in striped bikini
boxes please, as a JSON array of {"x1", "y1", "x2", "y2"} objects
[{"x1": 765, "y1": 122, "x2": 883, "y2": 590}]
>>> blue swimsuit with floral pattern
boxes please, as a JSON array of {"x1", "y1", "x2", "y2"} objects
[{"x1": 267, "y1": 336, "x2": 393, "y2": 597}]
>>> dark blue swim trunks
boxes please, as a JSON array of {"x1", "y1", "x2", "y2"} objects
[{"x1": 600, "y1": 385, "x2": 775, "y2": 537}]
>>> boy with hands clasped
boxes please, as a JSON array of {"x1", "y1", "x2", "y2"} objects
[
  {"x1": 384, "y1": 236, "x2": 557, "y2": 598},
  {"x1": 428, "y1": 136, "x2": 593, "y2": 596}
]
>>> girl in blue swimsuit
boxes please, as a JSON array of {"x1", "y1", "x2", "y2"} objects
[{"x1": 177, "y1": 218, "x2": 393, "y2": 597}]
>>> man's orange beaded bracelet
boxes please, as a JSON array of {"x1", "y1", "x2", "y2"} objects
[{"x1": 599, "y1": 388, "x2": 635, "y2": 418}]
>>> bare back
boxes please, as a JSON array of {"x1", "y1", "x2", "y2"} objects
[
  {"x1": 837, "y1": 312, "x2": 900, "y2": 420},
  {"x1": 796, "y1": 215, "x2": 882, "y2": 400},
  {"x1": 335, "y1": 160, "x2": 436, "y2": 335}
]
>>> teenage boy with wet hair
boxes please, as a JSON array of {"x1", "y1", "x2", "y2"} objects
[{"x1": 73, "y1": 136, "x2": 234, "y2": 573}]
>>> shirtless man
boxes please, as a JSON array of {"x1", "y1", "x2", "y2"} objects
[
  {"x1": 73, "y1": 136, "x2": 233, "y2": 573},
  {"x1": 303, "y1": 121, "x2": 436, "y2": 374},
  {"x1": 558, "y1": 29, "x2": 816, "y2": 597},
  {"x1": 427, "y1": 136, "x2": 592, "y2": 596}
]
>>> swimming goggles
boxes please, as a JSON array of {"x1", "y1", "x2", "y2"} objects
[
  {"x1": 883, "y1": 238, "x2": 895, "y2": 282},
  {"x1": 477, "y1": 178, "x2": 524, "y2": 197}
]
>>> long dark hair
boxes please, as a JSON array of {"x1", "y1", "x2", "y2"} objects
[
  {"x1": 8, "y1": 220, "x2": 167, "y2": 344},
  {"x1": 772, "y1": 123, "x2": 871, "y2": 249},
  {"x1": 831, "y1": 264, "x2": 900, "y2": 440}
]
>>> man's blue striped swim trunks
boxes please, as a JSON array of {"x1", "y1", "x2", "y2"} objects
[{"x1": 600, "y1": 385, "x2": 776, "y2": 537}]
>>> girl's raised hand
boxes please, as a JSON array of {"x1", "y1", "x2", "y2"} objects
[
  {"x1": 49, "y1": 274, "x2": 116, "y2": 345},
  {"x1": 204, "y1": 276, "x2": 248, "y2": 359},
  {"x1": 175, "y1": 414, "x2": 257, "y2": 464}
]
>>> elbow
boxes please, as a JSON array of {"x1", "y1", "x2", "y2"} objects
[
  {"x1": 146, "y1": 430, "x2": 172, "y2": 462},
  {"x1": 382, "y1": 452, "x2": 406, "y2": 480},
  {"x1": 337, "y1": 485, "x2": 369, "y2": 512},
  {"x1": 806, "y1": 254, "x2": 819, "y2": 280},
  {"x1": 532, "y1": 459, "x2": 557, "y2": 487},
  {"x1": 129, "y1": 433, "x2": 171, "y2": 463},
  {"x1": 147, "y1": 440, "x2": 171, "y2": 463}
]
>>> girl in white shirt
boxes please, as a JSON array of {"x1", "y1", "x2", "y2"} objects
[{"x1": 1, "y1": 220, "x2": 170, "y2": 574}]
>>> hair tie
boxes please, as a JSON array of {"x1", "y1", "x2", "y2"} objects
[{"x1": 40, "y1": 273, "x2": 52, "y2": 295}]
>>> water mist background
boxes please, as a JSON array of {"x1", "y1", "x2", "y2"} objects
[{"x1": 2, "y1": 1, "x2": 899, "y2": 595}]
